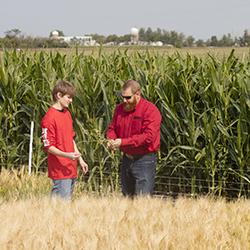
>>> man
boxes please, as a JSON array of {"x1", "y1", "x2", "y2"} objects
[
  {"x1": 41, "y1": 80, "x2": 88, "y2": 200},
  {"x1": 106, "y1": 79, "x2": 161, "y2": 197}
]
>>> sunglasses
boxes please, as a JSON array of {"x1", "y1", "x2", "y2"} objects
[{"x1": 121, "y1": 94, "x2": 134, "y2": 100}]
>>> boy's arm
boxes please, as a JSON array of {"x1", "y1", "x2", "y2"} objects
[
  {"x1": 73, "y1": 140, "x2": 88, "y2": 174},
  {"x1": 41, "y1": 121, "x2": 80, "y2": 160},
  {"x1": 47, "y1": 146, "x2": 81, "y2": 161}
]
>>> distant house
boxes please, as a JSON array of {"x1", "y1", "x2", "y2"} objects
[{"x1": 50, "y1": 30, "x2": 97, "y2": 46}]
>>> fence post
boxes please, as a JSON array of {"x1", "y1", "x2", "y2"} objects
[{"x1": 28, "y1": 121, "x2": 34, "y2": 175}]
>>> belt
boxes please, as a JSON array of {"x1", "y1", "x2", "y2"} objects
[
  {"x1": 125, "y1": 153, "x2": 154, "y2": 160},
  {"x1": 125, "y1": 154, "x2": 142, "y2": 160}
]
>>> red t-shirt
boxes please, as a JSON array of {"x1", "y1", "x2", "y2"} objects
[
  {"x1": 106, "y1": 98, "x2": 162, "y2": 155},
  {"x1": 41, "y1": 107, "x2": 77, "y2": 180}
]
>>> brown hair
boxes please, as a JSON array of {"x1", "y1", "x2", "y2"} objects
[
  {"x1": 52, "y1": 80, "x2": 76, "y2": 102},
  {"x1": 122, "y1": 79, "x2": 141, "y2": 94}
]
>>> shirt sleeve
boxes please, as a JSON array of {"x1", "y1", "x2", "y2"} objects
[
  {"x1": 106, "y1": 106, "x2": 118, "y2": 139},
  {"x1": 121, "y1": 104, "x2": 161, "y2": 148},
  {"x1": 41, "y1": 118, "x2": 56, "y2": 152}
]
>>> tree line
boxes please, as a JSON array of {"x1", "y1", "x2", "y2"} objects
[{"x1": 0, "y1": 28, "x2": 250, "y2": 48}]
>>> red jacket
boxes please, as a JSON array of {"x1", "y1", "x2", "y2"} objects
[
  {"x1": 41, "y1": 107, "x2": 77, "y2": 179},
  {"x1": 106, "y1": 98, "x2": 161, "y2": 155}
]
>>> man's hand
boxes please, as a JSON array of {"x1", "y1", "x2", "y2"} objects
[
  {"x1": 79, "y1": 158, "x2": 88, "y2": 174},
  {"x1": 112, "y1": 139, "x2": 122, "y2": 149},
  {"x1": 107, "y1": 139, "x2": 115, "y2": 150},
  {"x1": 107, "y1": 139, "x2": 122, "y2": 150}
]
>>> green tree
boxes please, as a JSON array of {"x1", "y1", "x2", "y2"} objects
[
  {"x1": 184, "y1": 36, "x2": 195, "y2": 47},
  {"x1": 139, "y1": 28, "x2": 146, "y2": 41},
  {"x1": 218, "y1": 34, "x2": 234, "y2": 47},
  {"x1": 106, "y1": 34, "x2": 119, "y2": 44},
  {"x1": 91, "y1": 34, "x2": 106, "y2": 44},
  {"x1": 145, "y1": 27, "x2": 153, "y2": 41},
  {"x1": 117, "y1": 34, "x2": 130, "y2": 43},
  {"x1": 242, "y1": 29, "x2": 250, "y2": 46},
  {"x1": 210, "y1": 35, "x2": 218, "y2": 46},
  {"x1": 4, "y1": 28, "x2": 21, "y2": 38},
  {"x1": 196, "y1": 39, "x2": 205, "y2": 47}
]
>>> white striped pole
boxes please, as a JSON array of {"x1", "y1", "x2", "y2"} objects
[{"x1": 28, "y1": 121, "x2": 34, "y2": 175}]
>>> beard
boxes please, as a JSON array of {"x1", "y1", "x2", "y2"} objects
[{"x1": 123, "y1": 98, "x2": 137, "y2": 111}]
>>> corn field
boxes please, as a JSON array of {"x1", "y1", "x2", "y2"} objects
[{"x1": 0, "y1": 48, "x2": 249, "y2": 198}]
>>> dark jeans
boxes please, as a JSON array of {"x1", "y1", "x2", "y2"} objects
[{"x1": 120, "y1": 153, "x2": 157, "y2": 197}]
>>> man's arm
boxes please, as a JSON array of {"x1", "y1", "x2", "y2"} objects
[
  {"x1": 106, "y1": 106, "x2": 119, "y2": 140},
  {"x1": 111, "y1": 105, "x2": 161, "y2": 149},
  {"x1": 106, "y1": 106, "x2": 119, "y2": 150}
]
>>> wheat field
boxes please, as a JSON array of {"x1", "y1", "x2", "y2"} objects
[
  {"x1": 1, "y1": 169, "x2": 250, "y2": 249},
  {"x1": 1, "y1": 194, "x2": 250, "y2": 249}
]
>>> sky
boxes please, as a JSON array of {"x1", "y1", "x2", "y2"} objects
[{"x1": 0, "y1": 0, "x2": 249, "y2": 40}]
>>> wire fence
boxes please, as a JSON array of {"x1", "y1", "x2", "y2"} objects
[
  {"x1": 73, "y1": 158, "x2": 249, "y2": 199},
  {"x1": 1, "y1": 158, "x2": 249, "y2": 199}
]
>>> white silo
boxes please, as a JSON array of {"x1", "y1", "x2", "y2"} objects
[
  {"x1": 51, "y1": 30, "x2": 59, "y2": 39},
  {"x1": 130, "y1": 27, "x2": 139, "y2": 44}
]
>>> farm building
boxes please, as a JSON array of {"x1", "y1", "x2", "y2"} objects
[{"x1": 50, "y1": 30, "x2": 97, "y2": 46}]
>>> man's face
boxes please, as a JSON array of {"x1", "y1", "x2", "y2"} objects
[{"x1": 121, "y1": 87, "x2": 139, "y2": 111}]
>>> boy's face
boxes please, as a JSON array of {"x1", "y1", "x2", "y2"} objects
[{"x1": 57, "y1": 93, "x2": 73, "y2": 108}]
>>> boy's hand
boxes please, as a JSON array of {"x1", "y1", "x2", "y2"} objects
[
  {"x1": 68, "y1": 152, "x2": 81, "y2": 161},
  {"x1": 79, "y1": 158, "x2": 88, "y2": 174}
]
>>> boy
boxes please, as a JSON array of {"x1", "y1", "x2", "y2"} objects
[{"x1": 41, "y1": 80, "x2": 88, "y2": 199}]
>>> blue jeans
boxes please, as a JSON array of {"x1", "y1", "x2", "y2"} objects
[
  {"x1": 121, "y1": 153, "x2": 157, "y2": 197},
  {"x1": 51, "y1": 178, "x2": 76, "y2": 200}
]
